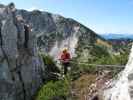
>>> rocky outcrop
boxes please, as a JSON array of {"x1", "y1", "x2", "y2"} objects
[{"x1": 0, "y1": 4, "x2": 44, "y2": 100}]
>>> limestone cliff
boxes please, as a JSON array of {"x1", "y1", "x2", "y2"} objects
[
  {"x1": 18, "y1": 8, "x2": 111, "y2": 62},
  {"x1": 0, "y1": 3, "x2": 44, "y2": 100}
]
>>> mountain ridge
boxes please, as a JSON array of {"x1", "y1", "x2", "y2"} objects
[{"x1": 101, "y1": 33, "x2": 133, "y2": 40}]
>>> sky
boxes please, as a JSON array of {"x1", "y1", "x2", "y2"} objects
[{"x1": 0, "y1": 0, "x2": 133, "y2": 34}]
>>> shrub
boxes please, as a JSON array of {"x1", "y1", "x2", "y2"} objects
[
  {"x1": 35, "y1": 79, "x2": 69, "y2": 100},
  {"x1": 38, "y1": 52, "x2": 60, "y2": 82},
  {"x1": 39, "y1": 53, "x2": 60, "y2": 73}
]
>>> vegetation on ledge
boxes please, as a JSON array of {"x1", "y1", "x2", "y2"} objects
[{"x1": 35, "y1": 79, "x2": 69, "y2": 100}]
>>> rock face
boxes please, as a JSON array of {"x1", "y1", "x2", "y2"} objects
[
  {"x1": 20, "y1": 10, "x2": 82, "y2": 58},
  {"x1": 0, "y1": 3, "x2": 112, "y2": 100},
  {"x1": 17, "y1": 8, "x2": 112, "y2": 61},
  {"x1": 0, "y1": 4, "x2": 44, "y2": 100}
]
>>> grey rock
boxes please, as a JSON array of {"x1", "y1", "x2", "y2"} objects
[{"x1": 0, "y1": 4, "x2": 44, "y2": 100}]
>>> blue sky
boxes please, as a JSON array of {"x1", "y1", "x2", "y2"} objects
[{"x1": 1, "y1": 0, "x2": 133, "y2": 34}]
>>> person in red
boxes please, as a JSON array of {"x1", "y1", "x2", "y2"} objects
[{"x1": 59, "y1": 48, "x2": 71, "y2": 75}]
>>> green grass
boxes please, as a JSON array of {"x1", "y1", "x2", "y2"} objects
[{"x1": 35, "y1": 79, "x2": 69, "y2": 100}]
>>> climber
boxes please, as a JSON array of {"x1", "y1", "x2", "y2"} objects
[{"x1": 59, "y1": 48, "x2": 71, "y2": 75}]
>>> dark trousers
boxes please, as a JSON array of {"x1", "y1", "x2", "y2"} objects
[{"x1": 62, "y1": 62, "x2": 70, "y2": 75}]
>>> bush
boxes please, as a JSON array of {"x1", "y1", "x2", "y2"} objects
[
  {"x1": 39, "y1": 53, "x2": 60, "y2": 73},
  {"x1": 35, "y1": 79, "x2": 69, "y2": 100},
  {"x1": 38, "y1": 53, "x2": 60, "y2": 82}
]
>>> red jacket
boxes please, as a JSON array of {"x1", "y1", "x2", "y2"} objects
[{"x1": 60, "y1": 52, "x2": 71, "y2": 63}]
